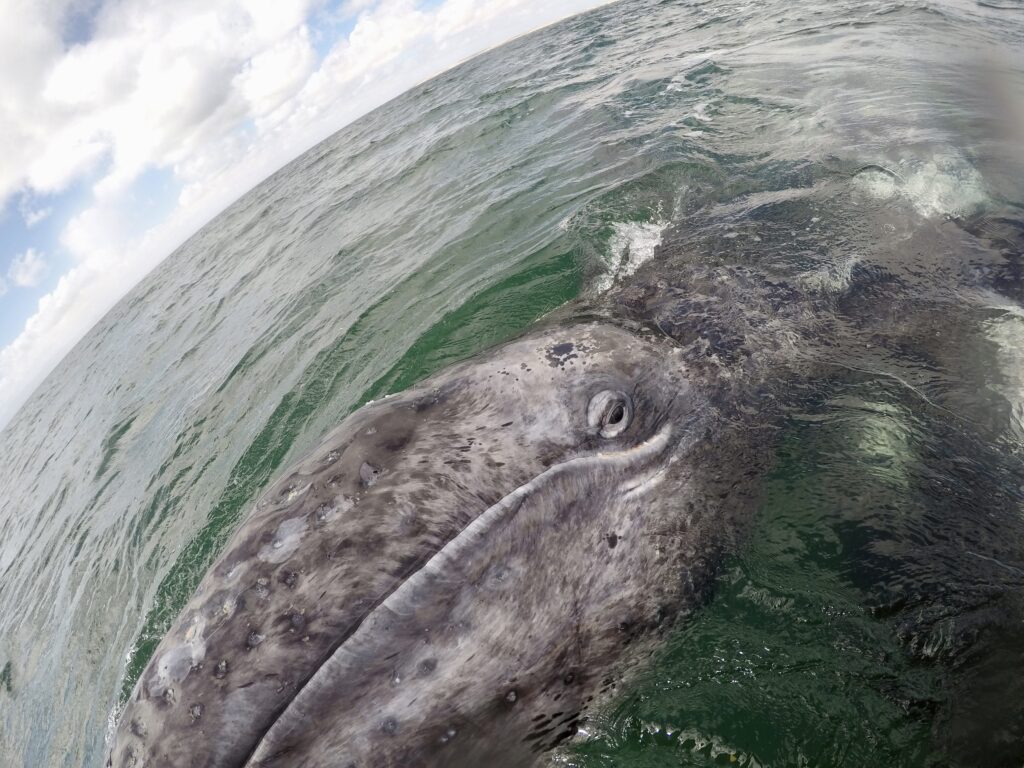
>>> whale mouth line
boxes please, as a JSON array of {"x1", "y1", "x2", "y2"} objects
[{"x1": 242, "y1": 423, "x2": 676, "y2": 765}]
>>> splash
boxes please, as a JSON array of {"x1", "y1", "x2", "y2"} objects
[
  {"x1": 853, "y1": 153, "x2": 988, "y2": 219},
  {"x1": 595, "y1": 221, "x2": 667, "y2": 293},
  {"x1": 984, "y1": 302, "x2": 1024, "y2": 438}
]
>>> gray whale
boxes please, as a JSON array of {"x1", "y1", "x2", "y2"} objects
[
  {"x1": 107, "y1": 191, "x2": 1024, "y2": 766},
  {"x1": 107, "y1": 255, "x2": 799, "y2": 768}
]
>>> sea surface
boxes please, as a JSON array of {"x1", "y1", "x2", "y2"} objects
[{"x1": 2, "y1": 0, "x2": 1023, "y2": 765}]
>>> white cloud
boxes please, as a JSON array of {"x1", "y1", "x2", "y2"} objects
[
  {"x1": 0, "y1": 0, "x2": 614, "y2": 428},
  {"x1": 236, "y1": 27, "x2": 317, "y2": 116},
  {"x1": 8, "y1": 248, "x2": 48, "y2": 287},
  {"x1": 18, "y1": 196, "x2": 52, "y2": 227},
  {"x1": 23, "y1": 207, "x2": 52, "y2": 227},
  {"x1": 0, "y1": 0, "x2": 318, "y2": 206}
]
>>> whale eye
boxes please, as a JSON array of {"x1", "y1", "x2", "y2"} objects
[{"x1": 587, "y1": 390, "x2": 633, "y2": 438}]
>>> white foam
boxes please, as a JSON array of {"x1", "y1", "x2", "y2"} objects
[
  {"x1": 104, "y1": 695, "x2": 123, "y2": 749},
  {"x1": 799, "y1": 254, "x2": 860, "y2": 295},
  {"x1": 852, "y1": 169, "x2": 899, "y2": 200},
  {"x1": 902, "y1": 155, "x2": 987, "y2": 218},
  {"x1": 984, "y1": 303, "x2": 1024, "y2": 436},
  {"x1": 595, "y1": 220, "x2": 666, "y2": 292},
  {"x1": 854, "y1": 153, "x2": 988, "y2": 219}
]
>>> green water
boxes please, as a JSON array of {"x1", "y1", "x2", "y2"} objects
[{"x1": 1, "y1": 0, "x2": 1022, "y2": 765}]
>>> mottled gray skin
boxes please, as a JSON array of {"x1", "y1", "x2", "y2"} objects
[{"x1": 107, "y1": 256, "x2": 808, "y2": 768}]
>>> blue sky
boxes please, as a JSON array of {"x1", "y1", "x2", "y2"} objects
[
  {"x1": 0, "y1": 0, "x2": 610, "y2": 428},
  {"x1": 1, "y1": 189, "x2": 76, "y2": 346},
  {"x1": 0, "y1": 169, "x2": 177, "y2": 346}
]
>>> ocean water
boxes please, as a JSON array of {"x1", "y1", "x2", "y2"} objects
[{"x1": 1, "y1": 0, "x2": 1023, "y2": 765}]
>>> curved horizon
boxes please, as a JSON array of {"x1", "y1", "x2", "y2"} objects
[{"x1": 0, "y1": 0, "x2": 614, "y2": 431}]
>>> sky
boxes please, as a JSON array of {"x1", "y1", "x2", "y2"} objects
[{"x1": 0, "y1": 0, "x2": 613, "y2": 429}]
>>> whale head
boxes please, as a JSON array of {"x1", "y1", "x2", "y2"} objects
[{"x1": 108, "y1": 320, "x2": 761, "y2": 768}]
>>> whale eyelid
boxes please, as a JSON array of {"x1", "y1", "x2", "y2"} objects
[{"x1": 587, "y1": 390, "x2": 633, "y2": 438}]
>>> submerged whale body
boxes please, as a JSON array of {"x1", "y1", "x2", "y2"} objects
[{"x1": 108, "y1": 186, "x2": 1024, "y2": 767}]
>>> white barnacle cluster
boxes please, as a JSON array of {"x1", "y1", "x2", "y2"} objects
[
  {"x1": 146, "y1": 615, "x2": 208, "y2": 699},
  {"x1": 284, "y1": 483, "x2": 310, "y2": 502},
  {"x1": 315, "y1": 495, "x2": 354, "y2": 524},
  {"x1": 258, "y1": 517, "x2": 309, "y2": 563}
]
